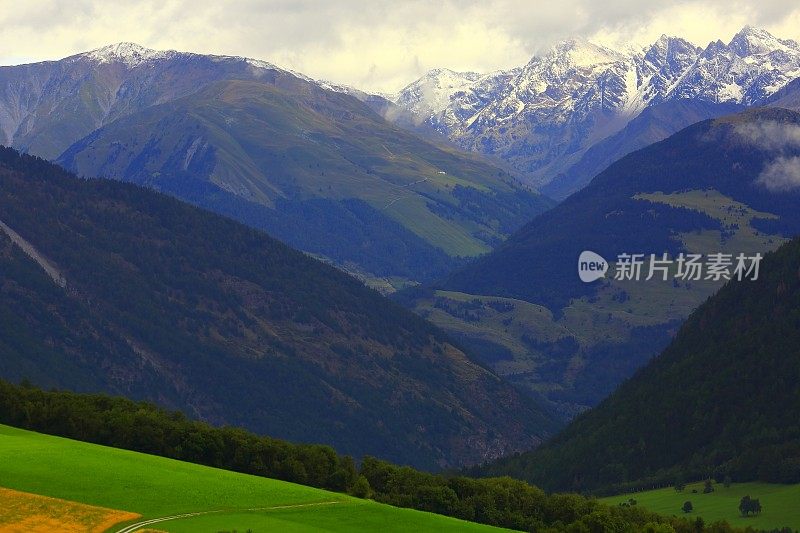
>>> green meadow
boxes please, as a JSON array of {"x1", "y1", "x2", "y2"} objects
[
  {"x1": 0, "y1": 424, "x2": 510, "y2": 532},
  {"x1": 601, "y1": 481, "x2": 800, "y2": 531}
]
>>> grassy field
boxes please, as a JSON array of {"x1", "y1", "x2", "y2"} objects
[
  {"x1": 634, "y1": 189, "x2": 786, "y2": 255},
  {"x1": 601, "y1": 481, "x2": 800, "y2": 531},
  {"x1": 0, "y1": 424, "x2": 510, "y2": 532}
]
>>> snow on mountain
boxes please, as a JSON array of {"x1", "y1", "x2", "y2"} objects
[
  {"x1": 392, "y1": 68, "x2": 522, "y2": 135},
  {"x1": 393, "y1": 69, "x2": 483, "y2": 123},
  {"x1": 314, "y1": 79, "x2": 399, "y2": 105},
  {"x1": 0, "y1": 41, "x2": 435, "y2": 163},
  {"x1": 394, "y1": 27, "x2": 800, "y2": 187},
  {"x1": 4, "y1": 31, "x2": 799, "y2": 192},
  {"x1": 638, "y1": 35, "x2": 702, "y2": 104},
  {"x1": 468, "y1": 38, "x2": 630, "y2": 126},
  {"x1": 77, "y1": 42, "x2": 292, "y2": 77},
  {"x1": 446, "y1": 38, "x2": 642, "y2": 178},
  {"x1": 670, "y1": 26, "x2": 800, "y2": 104},
  {"x1": 80, "y1": 43, "x2": 391, "y2": 106},
  {"x1": 729, "y1": 25, "x2": 799, "y2": 57},
  {"x1": 437, "y1": 69, "x2": 519, "y2": 133},
  {"x1": 79, "y1": 42, "x2": 177, "y2": 67}
]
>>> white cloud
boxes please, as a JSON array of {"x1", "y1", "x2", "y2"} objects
[
  {"x1": 736, "y1": 121, "x2": 800, "y2": 151},
  {"x1": 1, "y1": 0, "x2": 800, "y2": 92},
  {"x1": 735, "y1": 121, "x2": 800, "y2": 191},
  {"x1": 756, "y1": 156, "x2": 800, "y2": 191}
]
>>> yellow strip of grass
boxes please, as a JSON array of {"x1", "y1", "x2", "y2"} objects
[{"x1": 0, "y1": 486, "x2": 140, "y2": 533}]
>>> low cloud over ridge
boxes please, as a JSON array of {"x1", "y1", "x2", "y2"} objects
[{"x1": 736, "y1": 120, "x2": 800, "y2": 191}]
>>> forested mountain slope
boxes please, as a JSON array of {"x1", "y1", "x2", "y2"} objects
[
  {"x1": 0, "y1": 147, "x2": 555, "y2": 470},
  {"x1": 477, "y1": 236, "x2": 800, "y2": 493}
]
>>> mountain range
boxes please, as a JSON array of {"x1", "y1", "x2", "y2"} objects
[
  {"x1": 394, "y1": 26, "x2": 800, "y2": 197},
  {"x1": 0, "y1": 146, "x2": 556, "y2": 470},
  {"x1": 402, "y1": 107, "x2": 800, "y2": 418},
  {"x1": 0, "y1": 43, "x2": 551, "y2": 289}
]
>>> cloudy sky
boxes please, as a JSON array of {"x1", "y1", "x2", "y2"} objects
[{"x1": 2, "y1": 0, "x2": 800, "y2": 93}]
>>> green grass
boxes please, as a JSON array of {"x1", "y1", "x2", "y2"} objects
[
  {"x1": 378, "y1": 193, "x2": 492, "y2": 257},
  {"x1": 634, "y1": 189, "x2": 786, "y2": 255},
  {"x1": 601, "y1": 481, "x2": 800, "y2": 531},
  {"x1": 0, "y1": 424, "x2": 509, "y2": 532},
  {"x1": 149, "y1": 503, "x2": 501, "y2": 532}
]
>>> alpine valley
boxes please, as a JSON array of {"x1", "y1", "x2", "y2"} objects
[
  {"x1": 389, "y1": 26, "x2": 800, "y2": 419},
  {"x1": 401, "y1": 107, "x2": 800, "y2": 418},
  {"x1": 0, "y1": 7, "x2": 800, "y2": 533},
  {"x1": 1, "y1": 30, "x2": 799, "y2": 426}
]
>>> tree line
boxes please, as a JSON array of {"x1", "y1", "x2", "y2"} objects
[{"x1": 0, "y1": 379, "x2": 754, "y2": 533}]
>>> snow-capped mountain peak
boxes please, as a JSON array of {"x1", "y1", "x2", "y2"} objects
[
  {"x1": 426, "y1": 67, "x2": 483, "y2": 80},
  {"x1": 651, "y1": 34, "x2": 677, "y2": 49},
  {"x1": 644, "y1": 35, "x2": 700, "y2": 64},
  {"x1": 81, "y1": 42, "x2": 175, "y2": 67},
  {"x1": 667, "y1": 27, "x2": 800, "y2": 104},
  {"x1": 535, "y1": 38, "x2": 623, "y2": 68},
  {"x1": 729, "y1": 26, "x2": 796, "y2": 57},
  {"x1": 77, "y1": 42, "x2": 310, "y2": 83},
  {"x1": 393, "y1": 26, "x2": 800, "y2": 187},
  {"x1": 394, "y1": 68, "x2": 486, "y2": 119}
]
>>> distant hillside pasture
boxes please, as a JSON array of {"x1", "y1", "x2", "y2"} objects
[{"x1": 601, "y1": 481, "x2": 800, "y2": 531}]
